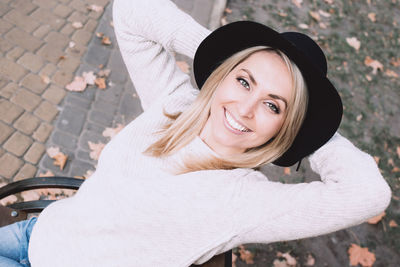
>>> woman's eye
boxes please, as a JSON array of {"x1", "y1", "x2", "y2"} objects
[
  {"x1": 265, "y1": 102, "x2": 280, "y2": 114},
  {"x1": 237, "y1": 78, "x2": 250, "y2": 89}
]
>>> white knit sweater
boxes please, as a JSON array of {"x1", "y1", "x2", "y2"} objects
[{"x1": 28, "y1": 0, "x2": 392, "y2": 266}]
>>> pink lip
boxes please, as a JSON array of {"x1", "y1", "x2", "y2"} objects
[{"x1": 223, "y1": 108, "x2": 249, "y2": 135}]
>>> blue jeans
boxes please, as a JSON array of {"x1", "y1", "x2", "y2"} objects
[{"x1": 0, "y1": 217, "x2": 37, "y2": 267}]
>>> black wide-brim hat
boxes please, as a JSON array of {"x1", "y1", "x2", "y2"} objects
[{"x1": 193, "y1": 21, "x2": 343, "y2": 167}]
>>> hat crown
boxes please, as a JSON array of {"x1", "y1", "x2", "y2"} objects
[{"x1": 281, "y1": 32, "x2": 327, "y2": 76}]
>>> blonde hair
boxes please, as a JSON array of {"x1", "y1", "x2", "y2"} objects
[{"x1": 143, "y1": 46, "x2": 308, "y2": 174}]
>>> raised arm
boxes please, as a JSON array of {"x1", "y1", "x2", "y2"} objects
[
  {"x1": 234, "y1": 133, "x2": 391, "y2": 244},
  {"x1": 113, "y1": 0, "x2": 210, "y2": 111}
]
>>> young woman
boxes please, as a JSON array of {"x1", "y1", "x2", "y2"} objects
[{"x1": 0, "y1": 0, "x2": 391, "y2": 266}]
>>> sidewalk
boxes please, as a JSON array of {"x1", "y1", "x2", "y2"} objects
[{"x1": 0, "y1": 0, "x2": 226, "y2": 181}]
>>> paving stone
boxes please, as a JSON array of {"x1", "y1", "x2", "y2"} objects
[
  {"x1": 58, "y1": 0, "x2": 72, "y2": 4},
  {"x1": 39, "y1": 63, "x2": 57, "y2": 77},
  {"x1": 69, "y1": 0, "x2": 87, "y2": 12},
  {"x1": 0, "y1": 18, "x2": 13, "y2": 34},
  {"x1": 57, "y1": 105, "x2": 87, "y2": 136},
  {"x1": 37, "y1": 43, "x2": 65, "y2": 64},
  {"x1": 192, "y1": 0, "x2": 213, "y2": 28},
  {"x1": 45, "y1": 31, "x2": 71, "y2": 50},
  {"x1": 17, "y1": 52, "x2": 45, "y2": 73},
  {"x1": 70, "y1": 86, "x2": 96, "y2": 101},
  {"x1": 33, "y1": 25, "x2": 51, "y2": 39},
  {"x1": 76, "y1": 149, "x2": 96, "y2": 165},
  {"x1": 68, "y1": 10, "x2": 88, "y2": 24},
  {"x1": 0, "y1": 148, "x2": 4, "y2": 158},
  {"x1": 54, "y1": 4, "x2": 74, "y2": 18},
  {"x1": 42, "y1": 85, "x2": 66, "y2": 104},
  {"x1": 69, "y1": 159, "x2": 95, "y2": 178},
  {"x1": 0, "y1": 153, "x2": 23, "y2": 179},
  {"x1": 13, "y1": 112, "x2": 41, "y2": 135},
  {"x1": 93, "y1": 99, "x2": 117, "y2": 115},
  {"x1": 0, "y1": 3, "x2": 11, "y2": 17},
  {"x1": 4, "y1": 9, "x2": 40, "y2": 33},
  {"x1": 119, "y1": 92, "x2": 144, "y2": 122},
  {"x1": 71, "y1": 29, "x2": 93, "y2": 46},
  {"x1": 52, "y1": 69, "x2": 74, "y2": 87},
  {"x1": 60, "y1": 23, "x2": 75, "y2": 36},
  {"x1": 14, "y1": 163, "x2": 37, "y2": 181},
  {"x1": 31, "y1": 8, "x2": 66, "y2": 30},
  {"x1": 84, "y1": 122, "x2": 105, "y2": 134},
  {"x1": 83, "y1": 19, "x2": 98, "y2": 32},
  {"x1": 0, "y1": 83, "x2": 19, "y2": 99},
  {"x1": 79, "y1": 130, "x2": 108, "y2": 151},
  {"x1": 174, "y1": 0, "x2": 194, "y2": 13},
  {"x1": 20, "y1": 73, "x2": 48, "y2": 94},
  {"x1": 57, "y1": 56, "x2": 81, "y2": 73},
  {"x1": 11, "y1": 89, "x2": 41, "y2": 112},
  {"x1": 0, "y1": 58, "x2": 28, "y2": 83},
  {"x1": 88, "y1": 9, "x2": 104, "y2": 20},
  {"x1": 10, "y1": 0, "x2": 38, "y2": 15},
  {"x1": 65, "y1": 41, "x2": 87, "y2": 58},
  {"x1": 33, "y1": 0, "x2": 58, "y2": 10},
  {"x1": 24, "y1": 142, "x2": 46, "y2": 165},
  {"x1": 108, "y1": 50, "x2": 127, "y2": 84},
  {"x1": 96, "y1": 84, "x2": 123, "y2": 104},
  {"x1": 0, "y1": 121, "x2": 14, "y2": 144},
  {"x1": 5, "y1": 28, "x2": 43, "y2": 52},
  {"x1": 40, "y1": 152, "x2": 72, "y2": 176},
  {"x1": 83, "y1": 42, "x2": 111, "y2": 67},
  {"x1": 3, "y1": 131, "x2": 33, "y2": 157},
  {"x1": 6, "y1": 47, "x2": 25, "y2": 61},
  {"x1": 63, "y1": 94, "x2": 91, "y2": 110},
  {"x1": 88, "y1": 109, "x2": 114, "y2": 127},
  {"x1": 34, "y1": 101, "x2": 59, "y2": 122},
  {"x1": 0, "y1": 37, "x2": 13, "y2": 54},
  {"x1": 51, "y1": 130, "x2": 78, "y2": 150},
  {"x1": 33, "y1": 122, "x2": 53, "y2": 143},
  {"x1": 0, "y1": 99, "x2": 24, "y2": 124}
]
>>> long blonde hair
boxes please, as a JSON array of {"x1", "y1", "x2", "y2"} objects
[{"x1": 143, "y1": 46, "x2": 308, "y2": 174}]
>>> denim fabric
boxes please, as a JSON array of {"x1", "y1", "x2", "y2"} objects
[{"x1": 0, "y1": 217, "x2": 37, "y2": 267}]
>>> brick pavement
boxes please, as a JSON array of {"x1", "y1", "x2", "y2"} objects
[{"x1": 0, "y1": 0, "x2": 227, "y2": 182}]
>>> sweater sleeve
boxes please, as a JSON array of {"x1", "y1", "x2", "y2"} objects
[
  {"x1": 234, "y1": 133, "x2": 392, "y2": 244},
  {"x1": 112, "y1": 0, "x2": 210, "y2": 111}
]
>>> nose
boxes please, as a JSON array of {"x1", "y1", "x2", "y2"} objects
[{"x1": 237, "y1": 97, "x2": 257, "y2": 119}]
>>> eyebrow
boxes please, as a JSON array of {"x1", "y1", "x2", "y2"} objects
[{"x1": 240, "y1": 68, "x2": 288, "y2": 109}]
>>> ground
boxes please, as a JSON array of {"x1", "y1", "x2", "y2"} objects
[{"x1": 223, "y1": 0, "x2": 400, "y2": 266}]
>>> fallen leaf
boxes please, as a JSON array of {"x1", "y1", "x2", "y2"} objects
[
  {"x1": 388, "y1": 158, "x2": 394, "y2": 166},
  {"x1": 348, "y1": 243, "x2": 376, "y2": 267},
  {"x1": 102, "y1": 124, "x2": 125, "y2": 139},
  {"x1": 392, "y1": 166, "x2": 400, "y2": 173},
  {"x1": 66, "y1": 76, "x2": 87, "y2": 92},
  {"x1": 319, "y1": 22, "x2": 327, "y2": 29},
  {"x1": 373, "y1": 156, "x2": 380, "y2": 164},
  {"x1": 367, "y1": 211, "x2": 385, "y2": 224},
  {"x1": 87, "y1": 4, "x2": 103, "y2": 12},
  {"x1": 102, "y1": 36, "x2": 112, "y2": 45},
  {"x1": 385, "y1": 69, "x2": 398, "y2": 78},
  {"x1": 96, "y1": 32, "x2": 104, "y2": 38},
  {"x1": 21, "y1": 190, "x2": 40, "y2": 202},
  {"x1": 84, "y1": 169, "x2": 94, "y2": 179},
  {"x1": 273, "y1": 259, "x2": 291, "y2": 267},
  {"x1": 72, "y1": 21, "x2": 83, "y2": 29},
  {"x1": 225, "y1": 7, "x2": 232, "y2": 14},
  {"x1": 46, "y1": 146, "x2": 60, "y2": 158},
  {"x1": 277, "y1": 252, "x2": 297, "y2": 266},
  {"x1": 69, "y1": 41, "x2": 76, "y2": 48},
  {"x1": 364, "y1": 56, "x2": 383, "y2": 74},
  {"x1": 232, "y1": 253, "x2": 237, "y2": 267},
  {"x1": 82, "y1": 71, "x2": 96, "y2": 85},
  {"x1": 53, "y1": 153, "x2": 68, "y2": 170},
  {"x1": 367, "y1": 13, "x2": 376, "y2": 22},
  {"x1": 110, "y1": 20, "x2": 114, "y2": 27},
  {"x1": 40, "y1": 75, "x2": 50, "y2": 84},
  {"x1": 397, "y1": 146, "x2": 400, "y2": 159},
  {"x1": 88, "y1": 141, "x2": 106, "y2": 161},
  {"x1": 346, "y1": 37, "x2": 361, "y2": 51},
  {"x1": 356, "y1": 114, "x2": 363, "y2": 121},
  {"x1": 298, "y1": 23, "x2": 309, "y2": 29},
  {"x1": 98, "y1": 69, "x2": 111, "y2": 77},
  {"x1": 278, "y1": 11, "x2": 288, "y2": 17},
  {"x1": 221, "y1": 16, "x2": 227, "y2": 26},
  {"x1": 365, "y1": 75, "x2": 372, "y2": 81},
  {"x1": 319, "y1": 10, "x2": 331, "y2": 17},
  {"x1": 390, "y1": 57, "x2": 400, "y2": 67},
  {"x1": 305, "y1": 253, "x2": 315, "y2": 266},
  {"x1": 389, "y1": 220, "x2": 398, "y2": 227},
  {"x1": 39, "y1": 170, "x2": 54, "y2": 177},
  {"x1": 176, "y1": 61, "x2": 190, "y2": 73},
  {"x1": 0, "y1": 184, "x2": 17, "y2": 206},
  {"x1": 95, "y1": 77, "x2": 106, "y2": 89},
  {"x1": 309, "y1": 11, "x2": 321, "y2": 21},
  {"x1": 284, "y1": 167, "x2": 291, "y2": 175},
  {"x1": 238, "y1": 245, "x2": 255, "y2": 264},
  {"x1": 324, "y1": 0, "x2": 334, "y2": 4},
  {"x1": 292, "y1": 0, "x2": 303, "y2": 8}
]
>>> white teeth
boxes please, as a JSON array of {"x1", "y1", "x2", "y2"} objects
[{"x1": 225, "y1": 110, "x2": 249, "y2": 132}]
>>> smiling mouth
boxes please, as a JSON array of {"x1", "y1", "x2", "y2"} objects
[{"x1": 224, "y1": 108, "x2": 252, "y2": 133}]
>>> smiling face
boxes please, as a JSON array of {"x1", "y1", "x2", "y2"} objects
[{"x1": 199, "y1": 50, "x2": 294, "y2": 157}]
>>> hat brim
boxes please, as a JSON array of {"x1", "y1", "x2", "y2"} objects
[{"x1": 193, "y1": 21, "x2": 343, "y2": 167}]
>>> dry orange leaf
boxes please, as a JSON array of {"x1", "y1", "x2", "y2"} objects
[
  {"x1": 364, "y1": 56, "x2": 383, "y2": 74},
  {"x1": 102, "y1": 124, "x2": 125, "y2": 139},
  {"x1": 367, "y1": 211, "x2": 385, "y2": 224},
  {"x1": 385, "y1": 69, "x2": 399, "y2": 78},
  {"x1": 40, "y1": 75, "x2": 50, "y2": 84},
  {"x1": 96, "y1": 32, "x2": 104, "y2": 38},
  {"x1": 72, "y1": 21, "x2": 83, "y2": 29},
  {"x1": 392, "y1": 166, "x2": 400, "y2": 173},
  {"x1": 348, "y1": 243, "x2": 376, "y2": 267},
  {"x1": 102, "y1": 36, "x2": 112, "y2": 45},
  {"x1": 95, "y1": 77, "x2": 106, "y2": 89},
  {"x1": 397, "y1": 146, "x2": 400, "y2": 159},
  {"x1": 373, "y1": 156, "x2": 380, "y2": 164},
  {"x1": 292, "y1": 0, "x2": 303, "y2": 8},
  {"x1": 390, "y1": 57, "x2": 400, "y2": 67},
  {"x1": 176, "y1": 61, "x2": 190, "y2": 73},
  {"x1": 324, "y1": 0, "x2": 334, "y2": 4},
  {"x1": 305, "y1": 253, "x2": 315, "y2": 266},
  {"x1": 98, "y1": 69, "x2": 111, "y2": 77},
  {"x1": 53, "y1": 153, "x2": 68, "y2": 170},
  {"x1": 319, "y1": 10, "x2": 331, "y2": 17},
  {"x1": 367, "y1": 13, "x2": 376, "y2": 22},
  {"x1": 284, "y1": 167, "x2": 291, "y2": 175},
  {"x1": 87, "y1": 4, "x2": 103, "y2": 13},
  {"x1": 88, "y1": 141, "x2": 106, "y2": 161},
  {"x1": 346, "y1": 37, "x2": 361, "y2": 51},
  {"x1": 225, "y1": 7, "x2": 232, "y2": 14},
  {"x1": 309, "y1": 11, "x2": 321, "y2": 21},
  {"x1": 66, "y1": 76, "x2": 87, "y2": 92},
  {"x1": 277, "y1": 251, "x2": 297, "y2": 266},
  {"x1": 389, "y1": 220, "x2": 398, "y2": 227},
  {"x1": 273, "y1": 259, "x2": 291, "y2": 267},
  {"x1": 238, "y1": 245, "x2": 255, "y2": 264},
  {"x1": 21, "y1": 190, "x2": 40, "y2": 202}
]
